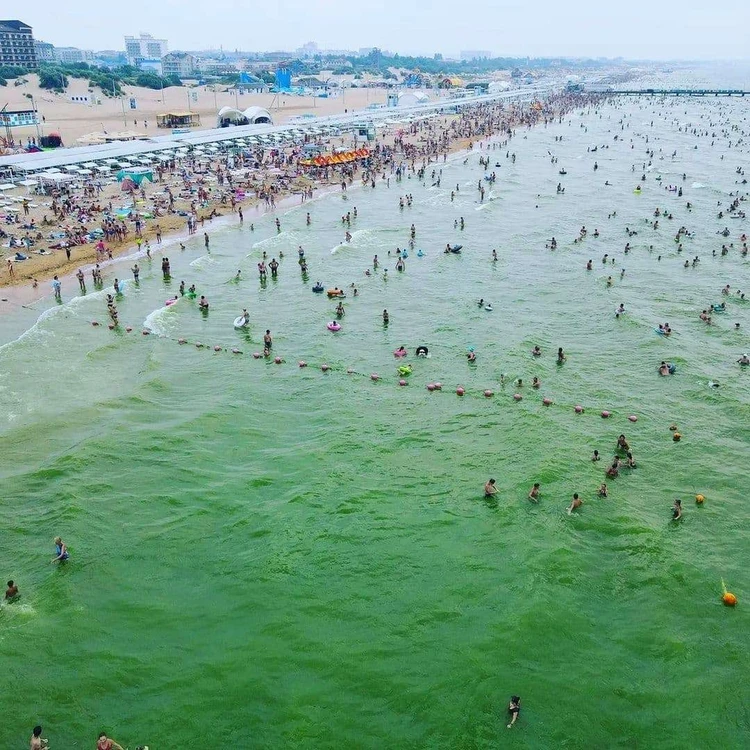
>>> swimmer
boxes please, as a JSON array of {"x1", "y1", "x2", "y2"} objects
[
  {"x1": 198, "y1": 296, "x2": 209, "y2": 310},
  {"x1": 263, "y1": 330, "x2": 272, "y2": 348},
  {"x1": 737, "y1": 354, "x2": 750, "y2": 365},
  {"x1": 672, "y1": 498, "x2": 682, "y2": 521},
  {"x1": 382, "y1": 309, "x2": 389, "y2": 325},
  {"x1": 532, "y1": 377, "x2": 540, "y2": 389},
  {"x1": 598, "y1": 483, "x2": 608, "y2": 498},
  {"x1": 30, "y1": 725, "x2": 47, "y2": 750},
  {"x1": 51, "y1": 536, "x2": 69, "y2": 563},
  {"x1": 97, "y1": 732, "x2": 125, "y2": 750},
  {"x1": 606, "y1": 462, "x2": 619, "y2": 479},
  {"x1": 532, "y1": 345, "x2": 541, "y2": 357},
  {"x1": 394, "y1": 346, "x2": 407, "y2": 356},
  {"x1": 592, "y1": 450, "x2": 600, "y2": 462},
  {"x1": 658, "y1": 361, "x2": 670, "y2": 377},
  {"x1": 5, "y1": 580, "x2": 19, "y2": 600},
  {"x1": 557, "y1": 347, "x2": 566, "y2": 364},
  {"x1": 239, "y1": 309, "x2": 249, "y2": 326},
  {"x1": 528, "y1": 483, "x2": 540, "y2": 503},
  {"x1": 616, "y1": 434, "x2": 630, "y2": 452},
  {"x1": 485, "y1": 478, "x2": 498, "y2": 497},
  {"x1": 616, "y1": 303, "x2": 625, "y2": 315},
  {"x1": 567, "y1": 493, "x2": 583, "y2": 515},
  {"x1": 507, "y1": 696, "x2": 521, "y2": 729},
  {"x1": 416, "y1": 346, "x2": 429, "y2": 357},
  {"x1": 467, "y1": 350, "x2": 477, "y2": 363},
  {"x1": 626, "y1": 452, "x2": 637, "y2": 469}
]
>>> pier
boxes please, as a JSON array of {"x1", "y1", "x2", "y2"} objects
[{"x1": 606, "y1": 89, "x2": 748, "y2": 97}]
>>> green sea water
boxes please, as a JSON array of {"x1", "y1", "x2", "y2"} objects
[{"x1": 1, "y1": 95, "x2": 749, "y2": 748}]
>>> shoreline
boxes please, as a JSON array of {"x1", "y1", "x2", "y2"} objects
[{"x1": 0, "y1": 97, "x2": 574, "y2": 317}]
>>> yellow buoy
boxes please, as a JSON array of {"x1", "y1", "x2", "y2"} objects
[{"x1": 695, "y1": 494, "x2": 705, "y2": 504}]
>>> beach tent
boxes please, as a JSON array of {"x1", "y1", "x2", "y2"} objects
[{"x1": 116, "y1": 168, "x2": 153, "y2": 186}]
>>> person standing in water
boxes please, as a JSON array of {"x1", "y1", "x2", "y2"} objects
[
  {"x1": 5, "y1": 580, "x2": 19, "y2": 600},
  {"x1": 672, "y1": 499, "x2": 682, "y2": 520},
  {"x1": 567, "y1": 493, "x2": 582, "y2": 515},
  {"x1": 51, "y1": 537, "x2": 69, "y2": 563},
  {"x1": 264, "y1": 330, "x2": 272, "y2": 348},
  {"x1": 507, "y1": 696, "x2": 521, "y2": 729},
  {"x1": 30, "y1": 725, "x2": 48, "y2": 749},
  {"x1": 484, "y1": 478, "x2": 498, "y2": 497}
]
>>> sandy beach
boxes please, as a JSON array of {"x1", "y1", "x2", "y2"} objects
[{"x1": 2, "y1": 74, "x2": 390, "y2": 146}]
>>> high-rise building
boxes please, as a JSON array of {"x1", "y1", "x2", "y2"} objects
[
  {"x1": 0, "y1": 20, "x2": 37, "y2": 69},
  {"x1": 34, "y1": 40, "x2": 55, "y2": 62},
  {"x1": 125, "y1": 33, "x2": 168, "y2": 66},
  {"x1": 54, "y1": 47, "x2": 95, "y2": 64},
  {"x1": 161, "y1": 52, "x2": 196, "y2": 78}
]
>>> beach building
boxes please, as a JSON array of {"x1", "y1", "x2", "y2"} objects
[
  {"x1": 156, "y1": 112, "x2": 201, "y2": 130},
  {"x1": 0, "y1": 107, "x2": 38, "y2": 128},
  {"x1": 162, "y1": 52, "x2": 196, "y2": 79},
  {"x1": 397, "y1": 91, "x2": 430, "y2": 107},
  {"x1": 34, "y1": 40, "x2": 55, "y2": 62},
  {"x1": 125, "y1": 33, "x2": 167, "y2": 66},
  {"x1": 54, "y1": 47, "x2": 95, "y2": 64},
  {"x1": 0, "y1": 20, "x2": 37, "y2": 69},
  {"x1": 217, "y1": 106, "x2": 273, "y2": 128}
]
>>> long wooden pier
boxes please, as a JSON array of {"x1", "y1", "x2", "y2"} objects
[{"x1": 606, "y1": 89, "x2": 748, "y2": 97}]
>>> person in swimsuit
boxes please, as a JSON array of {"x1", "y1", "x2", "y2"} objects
[
  {"x1": 672, "y1": 499, "x2": 682, "y2": 520},
  {"x1": 264, "y1": 330, "x2": 272, "y2": 348},
  {"x1": 616, "y1": 435, "x2": 630, "y2": 452},
  {"x1": 5, "y1": 580, "x2": 19, "y2": 600},
  {"x1": 30, "y1": 725, "x2": 47, "y2": 749},
  {"x1": 416, "y1": 346, "x2": 428, "y2": 357},
  {"x1": 97, "y1": 732, "x2": 124, "y2": 750},
  {"x1": 567, "y1": 493, "x2": 583, "y2": 515},
  {"x1": 484, "y1": 479, "x2": 498, "y2": 497},
  {"x1": 598, "y1": 483, "x2": 608, "y2": 497},
  {"x1": 52, "y1": 537, "x2": 69, "y2": 563},
  {"x1": 507, "y1": 696, "x2": 521, "y2": 728},
  {"x1": 528, "y1": 483, "x2": 540, "y2": 503}
]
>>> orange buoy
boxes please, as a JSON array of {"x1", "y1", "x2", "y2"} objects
[{"x1": 721, "y1": 580, "x2": 737, "y2": 606}]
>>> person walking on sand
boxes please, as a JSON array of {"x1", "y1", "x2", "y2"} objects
[
  {"x1": 52, "y1": 276, "x2": 61, "y2": 300},
  {"x1": 7, "y1": 258, "x2": 14, "y2": 279}
]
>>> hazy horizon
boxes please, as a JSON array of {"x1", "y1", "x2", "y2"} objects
[{"x1": 21, "y1": 0, "x2": 750, "y2": 61}]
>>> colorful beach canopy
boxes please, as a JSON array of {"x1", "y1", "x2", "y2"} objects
[{"x1": 299, "y1": 148, "x2": 370, "y2": 168}]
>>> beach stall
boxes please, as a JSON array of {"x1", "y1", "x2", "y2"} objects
[{"x1": 156, "y1": 112, "x2": 202, "y2": 131}]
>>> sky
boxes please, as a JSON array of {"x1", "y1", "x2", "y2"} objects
[{"x1": 25, "y1": 0, "x2": 750, "y2": 60}]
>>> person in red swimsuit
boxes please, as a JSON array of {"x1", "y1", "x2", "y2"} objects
[{"x1": 97, "y1": 733, "x2": 124, "y2": 750}]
